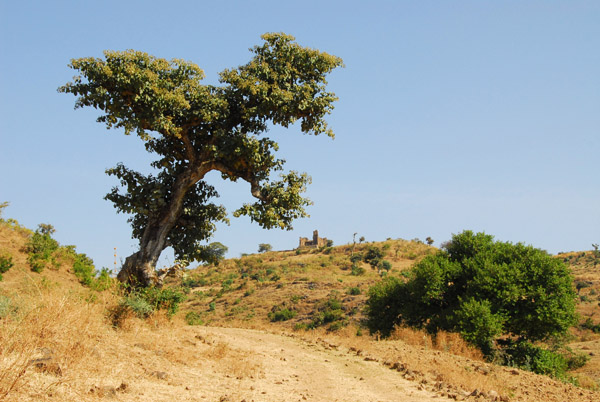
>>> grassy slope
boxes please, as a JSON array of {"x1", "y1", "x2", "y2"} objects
[{"x1": 1, "y1": 219, "x2": 600, "y2": 401}]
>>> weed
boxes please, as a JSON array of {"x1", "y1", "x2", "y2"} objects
[
  {"x1": 185, "y1": 311, "x2": 204, "y2": 325},
  {"x1": 0, "y1": 251, "x2": 13, "y2": 280},
  {"x1": 347, "y1": 287, "x2": 361, "y2": 295}
]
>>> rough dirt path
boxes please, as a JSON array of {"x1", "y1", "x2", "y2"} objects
[
  {"x1": 192, "y1": 326, "x2": 438, "y2": 402},
  {"x1": 115, "y1": 325, "x2": 442, "y2": 402}
]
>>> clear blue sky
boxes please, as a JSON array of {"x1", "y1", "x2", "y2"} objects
[{"x1": 1, "y1": 1, "x2": 598, "y2": 272}]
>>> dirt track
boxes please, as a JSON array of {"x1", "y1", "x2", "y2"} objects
[
  {"x1": 188, "y1": 326, "x2": 438, "y2": 402},
  {"x1": 105, "y1": 326, "x2": 442, "y2": 402}
]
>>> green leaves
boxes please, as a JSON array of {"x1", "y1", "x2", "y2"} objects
[
  {"x1": 366, "y1": 230, "x2": 577, "y2": 356},
  {"x1": 233, "y1": 171, "x2": 312, "y2": 230},
  {"x1": 61, "y1": 34, "x2": 342, "y2": 280}
]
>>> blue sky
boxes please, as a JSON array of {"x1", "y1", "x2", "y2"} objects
[{"x1": 1, "y1": 1, "x2": 598, "y2": 272}]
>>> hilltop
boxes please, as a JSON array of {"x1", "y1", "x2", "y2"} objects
[{"x1": 1, "y1": 218, "x2": 599, "y2": 401}]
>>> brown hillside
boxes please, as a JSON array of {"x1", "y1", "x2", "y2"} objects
[{"x1": 1, "y1": 219, "x2": 599, "y2": 401}]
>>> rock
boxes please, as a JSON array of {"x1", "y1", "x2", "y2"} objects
[
  {"x1": 90, "y1": 385, "x2": 117, "y2": 398},
  {"x1": 488, "y1": 390, "x2": 499, "y2": 400},
  {"x1": 150, "y1": 371, "x2": 168, "y2": 380},
  {"x1": 470, "y1": 389, "x2": 481, "y2": 397},
  {"x1": 29, "y1": 357, "x2": 62, "y2": 377}
]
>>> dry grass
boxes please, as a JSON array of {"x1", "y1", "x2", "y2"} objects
[{"x1": 0, "y1": 280, "x2": 116, "y2": 401}]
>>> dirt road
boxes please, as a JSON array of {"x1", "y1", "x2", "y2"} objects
[{"x1": 112, "y1": 326, "x2": 442, "y2": 402}]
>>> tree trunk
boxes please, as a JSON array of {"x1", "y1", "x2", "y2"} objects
[{"x1": 116, "y1": 166, "x2": 209, "y2": 288}]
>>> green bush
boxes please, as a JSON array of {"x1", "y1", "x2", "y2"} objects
[
  {"x1": 26, "y1": 225, "x2": 59, "y2": 273},
  {"x1": 0, "y1": 251, "x2": 13, "y2": 281},
  {"x1": 268, "y1": 306, "x2": 297, "y2": 322},
  {"x1": 185, "y1": 311, "x2": 204, "y2": 325},
  {"x1": 380, "y1": 260, "x2": 392, "y2": 271},
  {"x1": 350, "y1": 264, "x2": 365, "y2": 276},
  {"x1": 363, "y1": 246, "x2": 384, "y2": 269},
  {"x1": 121, "y1": 287, "x2": 186, "y2": 319},
  {"x1": 307, "y1": 297, "x2": 346, "y2": 330},
  {"x1": 72, "y1": 253, "x2": 95, "y2": 286},
  {"x1": 366, "y1": 230, "x2": 577, "y2": 359},
  {"x1": 347, "y1": 286, "x2": 361, "y2": 295},
  {"x1": 501, "y1": 341, "x2": 569, "y2": 378}
]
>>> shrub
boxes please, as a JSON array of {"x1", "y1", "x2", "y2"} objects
[
  {"x1": 366, "y1": 230, "x2": 577, "y2": 359},
  {"x1": 72, "y1": 253, "x2": 95, "y2": 286},
  {"x1": 185, "y1": 311, "x2": 204, "y2": 325},
  {"x1": 0, "y1": 251, "x2": 13, "y2": 281},
  {"x1": 258, "y1": 243, "x2": 272, "y2": 253},
  {"x1": 347, "y1": 286, "x2": 361, "y2": 295},
  {"x1": 121, "y1": 293, "x2": 154, "y2": 318},
  {"x1": 119, "y1": 287, "x2": 186, "y2": 319},
  {"x1": 350, "y1": 264, "x2": 365, "y2": 276},
  {"x1": 501, "y1": 341, "x2": 569, "y2": 378},
  {"x1": 380, "y1": 260, "x2": 392, "y2": 271},
  {"x1": 26, "y1": 225, "x2": 60, "y2": 272},
  {"x1": 268, "y1": 306, "x2": 297, "y2": 322},
  {"x1": 363, "y1": 246, "x2": 384, "y2": 269}
]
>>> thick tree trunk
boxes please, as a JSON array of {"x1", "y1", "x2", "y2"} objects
[{"x1": 116, "y1": 167, "x2": 206, "y2": 288}]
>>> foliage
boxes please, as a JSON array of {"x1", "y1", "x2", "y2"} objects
[
  {"x1": 303, "y1": 297, "x2": 347, "y2": 331},
  {"x1": 72, "y1": 252, "x2": 96, "y2": 286},
  {"x1": 347, "y1": 286, "x2": 361, "y2": 295},
  {"x1": 258, "y1": 243, "x2": 273, "y2": 253},
  {"x1": 26, "y1": 224, "x2": 59, "y2": 273},
  {"x1": 350, "y1": 264, "x2": 365, "y2": 276},
  {"x1": 185, "y1": 311, "x2": 204, "y2": 325},
  {"x1": 0, "y1": 251, "x2": 13, "y2": 281},
  {"x1": 363, "y1": 246, "x2": 384, "y2": 269},
  {"x1": 0, "y1": 201, "x2": 8, "y2": 219},
  {"x1": 498, "y1": 340, "x2": 588, "y2": 378},
  {"x1": 120, "y1": 286, "x2": 186, "y2": 319},
  {"x1": 203, "y1": 242, "x2": 228, "y2": 265},
  {"x1": 60, "y1": 33, "x2": 343, "y2": 286},
  {"x1": 268, "y1": 305, "x2": 297, "y2": 322},
  {"x1": 366, "y1": 231, "x2": 577, "y2": 358}
]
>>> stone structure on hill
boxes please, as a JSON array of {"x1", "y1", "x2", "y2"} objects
[{"x1": 298, "y1": 230, "x2": 329, "y2": 249}]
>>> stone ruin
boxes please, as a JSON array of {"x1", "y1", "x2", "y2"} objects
[{"x1": 298, "y1": 230, "x2": 329, "y2": 249}]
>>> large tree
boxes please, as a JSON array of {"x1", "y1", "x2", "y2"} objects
[{"x1": 60, "y1": 33, "x2": 343, "y2": 287}]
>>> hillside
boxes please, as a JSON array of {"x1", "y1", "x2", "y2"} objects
[{"x1": 1, "y1": 219, "x2": 599, "y2": 401}]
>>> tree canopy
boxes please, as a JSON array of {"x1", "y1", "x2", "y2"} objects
[
  {"x1": 366, "y1": 231, "x2": 577, "y2": 355},
  {"x1": 60, "y1": 33, "x2": 343, "y2": 286}
]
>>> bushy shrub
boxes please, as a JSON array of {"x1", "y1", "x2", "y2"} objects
[
  {"x1": 350, "y1": 264, "x2": 365, "y2": 276},
  {"x1": 121, "y1": 293, "x2": 154, "y2": 318},
  {"x1": 26, "y1": 225, "x2": 59, "y2": 272},
  {"x1": 366, "y1": 231, "x2": 577, "y2": 360},
  {"x1": 501, "y1": 341, "x2": 569, "y2": 378},
  {"x1": 72, "y1": 253, "x2": 95, "y2": 286},
  {"x1": 118, "y1": 286, "x2": 186, "y2": 320},
  {"x1": 268, "y1": 305, "x2": 297, "y2": 322},
  {"x1": 185, "y1": 311, "x2": 204, "y2": 325},
  {"x1": 0, "y1": 251, "x2": 13, "y2": 281},
  {"x1": 363, "y1": 246, "x2": 384, "y2": 269},
  {"x1": 347, "y1": 286, "x2": 361, "y2": 295}
]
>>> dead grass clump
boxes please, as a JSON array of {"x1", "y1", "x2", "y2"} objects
[
  {"x1": 389, "y1": 326, "x2": 483, "y2": 361},
  {"x1": 203, "y1": 341, "x2": 264, "y2": 379},
  {"x1": 0, "y1": 285, "x2": 112, "y2": 401}
]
